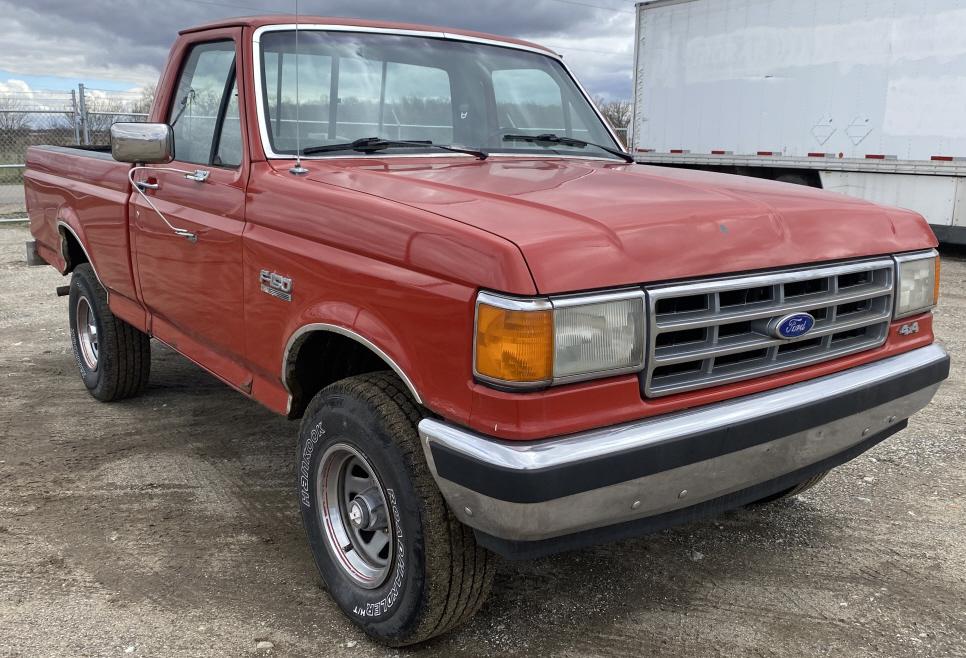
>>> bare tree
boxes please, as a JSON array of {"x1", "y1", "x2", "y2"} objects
[
  {"x1": 592, "y1": 95, "x2": 632, "y2": 146},
  {"x1": 84, "y1": 88, "x2": 159, "y2": 144},
  {"x1": 0, "y1": 96, "x2": 30, "y2": 132},
  {"x1": 85, "y1": 96, "x2": 132, "y2": 136},
  {"x1": 133, "y1": 87, "x2": 156, "y2": 116}
]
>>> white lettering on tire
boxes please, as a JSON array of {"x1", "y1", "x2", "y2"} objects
[
  {"x1": 299, "y1": 423, "x2": 325, "y2": 508},
  {"x1": 70, "y1": 328, "x2": 84, "y2": 373},
  {"x1": 352, "y1": 488, "x2": 406, "y2": 618}
]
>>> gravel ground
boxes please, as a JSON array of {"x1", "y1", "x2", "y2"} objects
[{"x1": 1, "y1": 223, "x2": 964, "y2": 657}]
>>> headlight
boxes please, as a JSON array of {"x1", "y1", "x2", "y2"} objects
[
  {"x1": 474, "y1": 290, "x2": 646, "y2": 388},
  {"x1": 894, "y1": 251, "x2": 940, "y2": 319},
  {"x1": 474, "y1": 295, "x2": 554, "y2": 385}
]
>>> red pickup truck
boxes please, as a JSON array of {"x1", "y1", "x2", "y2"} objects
[{"x1": 24, "y1": 15, "x2": 949, "y2": 646}]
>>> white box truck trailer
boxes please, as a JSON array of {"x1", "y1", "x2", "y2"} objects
[{"x1": 631, "y1": 0, "x2": 966, "y2": 245}]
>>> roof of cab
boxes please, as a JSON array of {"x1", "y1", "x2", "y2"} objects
[{"x1": 178, "y1": 15, "x2": 558, "y2": 56}]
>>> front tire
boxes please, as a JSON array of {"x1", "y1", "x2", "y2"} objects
[
  {"x1": 297, "y1": 372, "x2": 494, "y2": 646},
  {"x1": 68, "y1": 263, "x2": 150, "y2": 401},
  {"x1": 749, "y1": 471, "x2": 829, "y2": 505}
]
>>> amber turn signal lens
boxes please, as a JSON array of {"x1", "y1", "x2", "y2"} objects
[
  {"x1": 934, "y1": 256, "x2": 942, "y2": 305},
  {"x1": 475, "y1": 303, "x2": 553, "y2": 384}
]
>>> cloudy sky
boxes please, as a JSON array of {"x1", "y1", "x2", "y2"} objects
[{"x1": 0, "y1": 0, "x2": 638, "y2": 98}]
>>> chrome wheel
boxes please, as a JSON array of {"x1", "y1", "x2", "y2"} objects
[
  {"x1": 76, "y1": 296, "x2": 99, "y2": 370},
  {"x1": 317, "y1": 443, "x2": 394, "y2": 589}
]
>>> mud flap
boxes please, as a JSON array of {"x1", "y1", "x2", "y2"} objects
[{"x1": 25, "y1": 240, "x2": 46, "y2": 267}]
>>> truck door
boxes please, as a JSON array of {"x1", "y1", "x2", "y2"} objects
[{"x1": 130, "y1": 36, "x2": 251, "y2": 391}]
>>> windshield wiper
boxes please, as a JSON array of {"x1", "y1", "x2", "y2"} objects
[
  {"x1": 301, "y1": 137, "x2": 487, "y2": 160},
  {"x1": 501, "y1": 133, "x2": 634, "y2": 163}
]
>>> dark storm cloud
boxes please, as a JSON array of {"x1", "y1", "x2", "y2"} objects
[{"x1": 0, "y1": 0, "x2": 636, "y2": 97}]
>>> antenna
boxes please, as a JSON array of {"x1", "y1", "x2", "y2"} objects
[{"x1": 289, "y1": 0, "x2": 309, "y2": 175}]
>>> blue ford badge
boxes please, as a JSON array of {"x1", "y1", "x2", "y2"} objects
[{"x1": 773, "y1": 312, "x2": 815, "y2": 339}]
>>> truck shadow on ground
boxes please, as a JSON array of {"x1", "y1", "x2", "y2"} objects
[{"x1": 16, "y1": 343, "x2": 892, "y2": 656}]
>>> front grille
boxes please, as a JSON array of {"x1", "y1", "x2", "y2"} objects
[{"x1": 643, "y1": 258, "x2": 895, "y2": 397}]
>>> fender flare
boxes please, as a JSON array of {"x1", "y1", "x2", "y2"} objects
[
  {"x1": 56, "y1": 218, "x2": 104, "y2": 285},
  {"x1": 281, "y1": 322, "x2": 423, "y2": 406}
]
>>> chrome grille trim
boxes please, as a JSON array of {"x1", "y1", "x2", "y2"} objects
[{"x1": 643, "y1": 258, "x2": 895, "y2": 397}]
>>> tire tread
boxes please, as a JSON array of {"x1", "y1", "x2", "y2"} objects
[
  {"x1": 310, "y1": 371, "x2": 494, "y2": 645},
  {"x1": 749, "y1": 471, "x2": 829, "y2": 506},
  {"x1": 70, "y1": 264, "x2": 150, "y2": 401}
]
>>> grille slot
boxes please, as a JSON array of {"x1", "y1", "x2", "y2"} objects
[{"x1": 644, "y1": 258, "x2": 894, "y2": 397}]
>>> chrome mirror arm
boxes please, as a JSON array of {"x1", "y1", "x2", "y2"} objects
[{"x1": 128, "y1": 165, "x2": 205, "y2": 242}]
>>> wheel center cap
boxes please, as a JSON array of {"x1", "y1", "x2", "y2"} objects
[
  {"x1": 348, "y1": 500, "x2": 368, "y2": 528},
  {"x1": 348, "y1": 489, "x2": 387, "y2": 532}
]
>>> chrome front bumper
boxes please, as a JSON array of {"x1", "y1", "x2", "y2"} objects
[{"x1": 418, "y1": 344, "x2": 949, "y2": 558}]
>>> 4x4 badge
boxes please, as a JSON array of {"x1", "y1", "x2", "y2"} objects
[
  {"x1": 260, "y1": 270, "x2": 293, "y2": 302},
  {"x1": 897, "y1": 321, "x2": 920, "y2": 336}
]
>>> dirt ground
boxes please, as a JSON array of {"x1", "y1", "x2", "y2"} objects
[{"x1": 1, "y1": 223, "x2": 964, "y2": 657}]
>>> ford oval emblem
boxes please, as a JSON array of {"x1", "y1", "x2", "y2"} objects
[{"x1": 773, "y1": 312, "x2": 815, "y2": 339}]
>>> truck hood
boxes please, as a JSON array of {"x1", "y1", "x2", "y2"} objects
[{"x1": 306, "y1": 158, "x2": 937, "y2": 294}]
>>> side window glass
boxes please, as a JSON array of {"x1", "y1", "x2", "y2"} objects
[
  {"x1": 214, "y1": 78, "x2": 242, "y2": 167},
  {"x1": 167, "y1": 41, "x2": 237, "y2": 165}
]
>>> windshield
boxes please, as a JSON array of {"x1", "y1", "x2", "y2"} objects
[{"x1": 256, "y1": 30, "x2": 622, "y2": 159}]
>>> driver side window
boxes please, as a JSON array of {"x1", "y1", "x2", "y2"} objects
[{"x1": 167, "y1": 40, "x2": 240, "y2": 167}]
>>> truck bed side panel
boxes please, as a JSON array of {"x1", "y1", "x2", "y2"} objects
[{"x1": 24, "y1": 146, "x2": 138, "y2": 301}]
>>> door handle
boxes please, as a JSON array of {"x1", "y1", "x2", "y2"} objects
[
  {"x1": 184, "y1": 169, "x2": 210, "y2": 183},
  {"x1": 135, "y1": 180, "x2": 159, "y2": 191}
]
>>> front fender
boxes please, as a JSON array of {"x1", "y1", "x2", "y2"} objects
[{"x1": 281, "y1": 300, "x2": 425, "y2": 406}]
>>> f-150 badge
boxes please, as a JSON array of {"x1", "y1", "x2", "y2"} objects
[{"x1": 260, "y1": 270, "x2": 293, "y2": 302}]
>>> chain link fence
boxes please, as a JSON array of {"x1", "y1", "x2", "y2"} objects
[{"x1": 0, "y1": 85, "x2": 150, "y2": 219}]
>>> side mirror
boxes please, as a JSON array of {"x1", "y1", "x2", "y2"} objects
[{"x1": 110, "y1": 122, "x2": 174, "y2": 164}]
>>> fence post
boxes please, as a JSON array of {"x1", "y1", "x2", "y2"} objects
[
  {"x1": 70, "y1": 89, "x2": 81, "y2": 144},
  {"x1": 77, "y1": 83, "x2": 90, "y2": 145}
]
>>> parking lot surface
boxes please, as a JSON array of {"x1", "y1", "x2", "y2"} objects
[{"x1": 1, "y1": 224, "x2": 964, "y2": 657}]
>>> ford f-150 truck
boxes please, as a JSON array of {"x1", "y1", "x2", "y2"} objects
[{"x1": 24, "y1": 16, "x2": 949, "y2": 646}]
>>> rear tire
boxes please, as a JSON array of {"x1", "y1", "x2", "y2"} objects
[
  {"x1": 749, "y1": 471, "x2": 829, "y2": 505},
  {"x1": 297, "y1": 372, "x2": 494, "y2": 646},
  {"x1": 68, "y1": 264, "x2": 150, "y2": 401}
]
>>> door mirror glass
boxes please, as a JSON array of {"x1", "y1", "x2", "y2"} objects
[{"x1": 110, "y1": 123, "x2": 174, "y2": 164}]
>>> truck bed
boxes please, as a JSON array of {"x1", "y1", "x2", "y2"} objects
[{"x1": 24, "y1": 145, "x2": 138, "y2": 301}]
